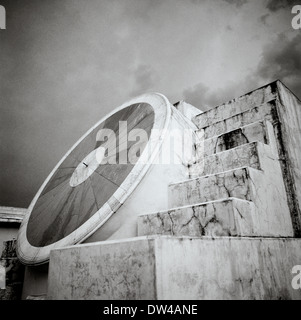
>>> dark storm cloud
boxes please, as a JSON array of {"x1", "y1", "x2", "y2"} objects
[
  {"x1": 256, "y1": 33, "x2": 301, "y2": 98},
  {"x1": 0, "y1": 0, "x2": 175, "y2": 207},
  {"x1": 131, "y1": 64, "x2": 157, "y2": 97},
  {"x1": 183, "y1": 83, "x2": 212, "y2": 111},
  {"x1": 184, "y1": 32, "x2": 301, "y2": 111},
  {"x1": 1, "y1": 0, "x2": 300, "y2": 208},
  {"x1": 222, "y1": 0, "x2": 248, "y2": 8},
  {"x1": 266, "y1": 0, "x2": 299, "y2": 12},
  {"x1": 259, "y1": 13, "x2": 270, "y2": 25},
  {"x1": 0, "y1": 0, "x2": 125, "y2": 207},
  {"x1": 191, "y1": 0, "x2": 247, "y2": 7},
  {"x1": 183, "y1": 80, "x2": 258, "y2": 111},
  {"x1": 266, "y1": 0, "x2": 299, "y2": 11},
  {"x1": 260, "y1": 1, "x2": 299, "y2": 27}
]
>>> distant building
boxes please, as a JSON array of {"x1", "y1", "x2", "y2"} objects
[
  {"x1": 0, "y1": 207, "x2": 26, "y2": 300},
  {"x1": 0, "y1": 206, "x2": 26, "y2": 254}
]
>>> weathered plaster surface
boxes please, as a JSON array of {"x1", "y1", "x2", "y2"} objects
[
  {"x1": 170, "y1": 167, "x2": 254, "y2": 207},
  {"x1": 192, "y1": 81, "x2": 301, "y2": 236},
  {"x1": 175, "y1": 142, "x2": 293, "y2": 236},
  {"x1": 202, "y1": 101, "x2": 278, "y2": 139},
  {"x1": 138, "y1": 198, "x2": 256, "y2": 237},
  {"x1": 189, "y1": 141, "x2": 262, "y2": 178},
  {"x1": 47, "y1": 236, "x2": 301, "y2": 300},
  {"x1": 202, "y1": 120, "x2": 268, "y2": 157},
  {"x1": 276, "y1": 82, "x2": 301, "y2": 235},
  {"x1": 48, "y1": 238, "x2": 157, "y2": 300},
  {"x1": 193, "y1": 83, "x2": 277, "y2": 129},
  {"x1": 157, "y1": 237, "x2": 301, "y2": 300},
  {"x1": 172, "y1": 113, "x2": 293, "y2": 236},
  {"x1": 141, "y1": 151, "x2": 294, "y2": 238}
]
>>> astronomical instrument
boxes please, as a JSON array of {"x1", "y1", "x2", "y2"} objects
[{"x1": 17, "y1": 93, "x2": 198, "y2": 265}]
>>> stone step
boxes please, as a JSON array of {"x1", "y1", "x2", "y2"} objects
[
  {"x1": 202, "y1": 100, "x2": 278, "y2": 140},
  {"x1": 201, "y1": 120, "x2": 269, "y2": 157},
  {"x1": 169, "y1": 166, "x2": 256, "y2": 208},
  {"x1": 190, "y1": 141, "x2": 264, "y2": 178},
  {"x1": 138, "y1": 198, "x2": 256, "y2": 238},
  {"x1": 181, "y1": 140, "x2": 294, "y2": 237},
  {"x1": 192, "y1": 82, "x2": 278, "y2": 129}
]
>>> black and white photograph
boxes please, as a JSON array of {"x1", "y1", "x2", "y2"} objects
[{"x1": 0, "y1": 0, "x2": 301, "y2": 303}]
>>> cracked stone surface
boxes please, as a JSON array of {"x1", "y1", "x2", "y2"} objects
[
  {"x1": 47, "y1": 236, "x2": 301, "y2": 300},
  {"x1": 138, "y1": 198, "x2": 256, "y2": 237},
  {"x1": 276, "y1": 83, "x2": 301, "y2": 235},
  {"x1": 192, "y1": 81, "x2": 301, "y2": 236},
  {"x1": 190, "y1": 141, "x2": 262, "y2": 178},
  {"x1": 202, "y1": 100, "x2": 278, "y2": 139},
  {"x1": 174, "y1": 140, "x2": 293, "y2": 236},
  {"x1": 201, "y1": 120, "x2": 268, "y2": 157},
  {"x1": 193, "y1": 84, "x2": 277, "y2": 129},
  {"x1": 169, "y1": 167, "x2": 254, "y2": 207},
  {"x1": 48, "y1": 238, "x2": 157, "y2": 300}
]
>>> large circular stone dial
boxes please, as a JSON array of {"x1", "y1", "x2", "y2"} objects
[{"x1": 17, "y1": 93, "x2": 171, "y2": 265}]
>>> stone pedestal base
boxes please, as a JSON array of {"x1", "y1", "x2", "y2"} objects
[{"x1": 47, "y1": 236, "x2": 301, "y2": 300}]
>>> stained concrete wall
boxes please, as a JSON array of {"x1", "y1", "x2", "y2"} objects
[
  {"x1": 276, "y1": 81, "x2": 301, "y2": 236},
  {"x1": 47, "y1": 236, "x2": 301, "y2": 300}
]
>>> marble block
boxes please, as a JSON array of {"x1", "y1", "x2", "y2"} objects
[
  {"x1": 193, "y1": 83, "x2": 277, "y2": 129},
  {"x1": 182, "y1": 143, "x2": 293, "y2": 237},
  {"x1": 47, "y1": 236, "x2": 301, "y2": 300},
  {"x1": 138, "y1": 198, "x2": 256, "y2": 237},
  {"x1": 189, "y1": 141, "x2": 262, "y2": 178},
  {"x1": 170, "y1": 167, "x2": 256, "y2": 207},
  {"x1": 202, "y1": 120, "x2": 268, "y2": 157},
  {"x1": 202, "y1": 100, "x2": 278, "y2": 139}
]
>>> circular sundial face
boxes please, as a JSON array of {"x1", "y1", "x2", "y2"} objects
[
  {"x1": 17, "y1": 93, "x2": 171, "y2": 265},
  {"x1": 69, "y1": 147, "x2": 106, "y2": 187}
]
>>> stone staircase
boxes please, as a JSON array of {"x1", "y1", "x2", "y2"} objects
[{"x1": 138, "y1": 85, "x2": 294, "y2": 240}]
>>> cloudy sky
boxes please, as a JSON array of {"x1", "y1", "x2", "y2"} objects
[{"x1": 0, "y1": 0, "x2": 300, "y2": 208}]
